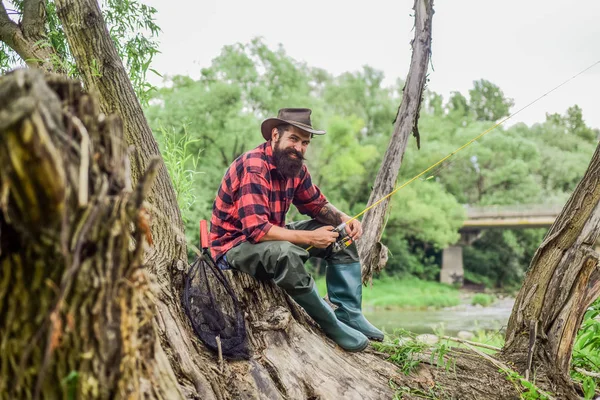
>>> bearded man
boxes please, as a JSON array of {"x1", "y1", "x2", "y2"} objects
[{"x1": 209, "y1": 108, "x2": 383, "y2": 352}]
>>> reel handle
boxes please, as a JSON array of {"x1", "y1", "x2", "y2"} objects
[{"x1": 331, "y1": 222, "x2": 353, "y2": 253}]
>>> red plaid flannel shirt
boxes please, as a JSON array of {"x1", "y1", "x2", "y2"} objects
[{"x1": 209, "y1": 141, "x2": 327, "y2": 260}]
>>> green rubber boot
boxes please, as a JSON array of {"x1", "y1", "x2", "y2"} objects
[
  {"x1": 326, "y1": 262, "x2": 385, "y2": 341},
  {"x1": 292, "y1": 285, "x2": 369, "y2": 352}
]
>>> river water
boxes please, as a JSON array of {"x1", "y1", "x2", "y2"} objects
[{"x1": 363, "y1": 297, "x2": 515, "y2": 336}]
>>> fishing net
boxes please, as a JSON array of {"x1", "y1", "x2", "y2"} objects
[{"x1": 183, "y1": 252, "x2": 249, "y2": 360}]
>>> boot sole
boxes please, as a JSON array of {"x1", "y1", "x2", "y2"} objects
[
  {"x1": 337, "y1": 319, "x2": 384, "y2": 343},
  {"x1": 342, "y1": 339, "x2": 369, "y2": 352}
]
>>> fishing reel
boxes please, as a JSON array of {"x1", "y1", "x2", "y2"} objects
[{"x1": 330, "y1": 222, "x2": 354, "y2": 253}]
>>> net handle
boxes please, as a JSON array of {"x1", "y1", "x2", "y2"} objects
[{"x1": 200, "y1": 220, "x2": 209, "y2": 250}]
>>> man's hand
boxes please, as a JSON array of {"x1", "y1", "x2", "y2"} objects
[
  {"x1": 345, "y1": 219, "x2": 363, "y2": 241},
  {"x1": 309, "y1": 225, "x2": 339, "y2": 248}
]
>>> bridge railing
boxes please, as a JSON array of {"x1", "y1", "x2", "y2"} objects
[{"x1": 464, "y1": 204, "x2": 564, "y2": 219}]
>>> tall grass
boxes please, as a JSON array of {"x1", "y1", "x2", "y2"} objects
[{"x1": 156, "y1": 125, "x2": 202, "y2": 223}]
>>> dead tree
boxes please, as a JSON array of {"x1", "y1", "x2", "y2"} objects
[
  {"x1": 357, "y1": 0, "x2": 434, "y2": 281},
  {"x1": 0, "y1": 0, "x2": 187, "y2": 273}
]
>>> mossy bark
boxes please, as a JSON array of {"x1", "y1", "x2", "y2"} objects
[
  {"x1": 502, "y1": 144, "x2": 600, "y2": 399},
  {"x1": 0, "y1": 69, "x2": 176, "y2": 398}
]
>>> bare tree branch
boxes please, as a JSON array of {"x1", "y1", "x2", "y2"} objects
[
  {"x1": 0, "y1": 1, "x2": 21, "y2": 50},
  {"x1": 357, "y1": 0, "x2": 434, "y2": 281},
  {"x1": 22, "y1": 0, "x2": 47, "y2": 41},
  {"x1": 0, "y1": 0, "x2": 54, "y2": 70}
]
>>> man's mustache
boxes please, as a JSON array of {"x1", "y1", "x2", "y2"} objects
[{"x1": 284, "y1": 148, "x2": 306, "y2": 161}]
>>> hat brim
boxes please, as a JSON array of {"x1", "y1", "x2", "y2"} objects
[{"x1": 261, "y1": 118, "x2": 326, "y2": 140}]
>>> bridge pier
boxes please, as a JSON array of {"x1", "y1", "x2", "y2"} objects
[
  {"x1": 440, "y1": 245, "x2": 464, "y2": 285},
  {"x1": 440, "y1": 230, "x2": 481, "y2": 286}
]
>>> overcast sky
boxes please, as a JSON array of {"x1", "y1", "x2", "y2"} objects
[{"x1": 143, "y1": 0, "x2": 600, "y2": 129}]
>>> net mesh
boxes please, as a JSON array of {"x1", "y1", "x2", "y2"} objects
[{"x1": 183, "y1": 254, "x2": 249, "y2": 360}]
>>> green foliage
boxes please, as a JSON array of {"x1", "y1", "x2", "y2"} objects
[
  {"x1": 464, "y1": 229, "x2": 546, "y2": 289},
  {"x1": 387, "y1": 180, "x2": 465, "y2": 248},
  {"x1": 372, "y1": 329, "x2": 453, "y2": 377},
  {"x1": 546, "y1": 105, "x2": 598, "y2": 143},
  {"x1": 155, "y1": 125, "x2": 202, "y2": 223},
  {"x1": 502, "y1": 369, "x2": 553, "y2": 400},
  {"x1": 372, "y1": 331, "x2": 429, "y2": 375},
  {"x1": 390, "y1": 382, "x2": 447, "y2": 400},
  {"x1": 102, "y1": 0, "x2": 161, "y2": 104},
  {"x1": 468, "y1": 79, "x2": 514, "y2": 122},
  {"x1": 470, "y1": 293, "x2": 495, "y2": 307},
  {"x1": 40, "y1": 0, "x2": 79, "y2": 76},
  {"x1": 571, "y1": 298, "x2": 600, "y2": 392},
  {"x1": 61, "y1": 370, "x2": 79, "y2": 400},
  {"x1": 582, "y1": 377, "x2": 597, "y2": 400},
  {"x1": 0, "y1": 0, "x2": 160, "y2": 103},
  {"x1": 308, "y1": 115, "x2": 380, "y2": 214},
  {"x1": 384, "y1": 238, "x2": 440, "y2": 280},
  {"x1": 470, "y1": 329, "x2": 505, "y2": 351}
]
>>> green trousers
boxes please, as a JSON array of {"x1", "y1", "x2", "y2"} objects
[{"x1": 225, "y1": 220, "x2": 359, "y2": 296}]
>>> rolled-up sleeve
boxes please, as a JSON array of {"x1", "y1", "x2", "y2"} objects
[
  {"x1": 293, "y1": 167, "x2": 327, "y2": 218},
  {"x1": 238, "y1": 168, "x2": 273, "y2": 243}
]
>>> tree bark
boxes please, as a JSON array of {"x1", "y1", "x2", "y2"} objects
[
  {"x1": 53, "y1": 0, "x2": 186, "y2": 272},
  {"x1": 357, "y1": 0, "x2": 434, "y2": 281},
  {"x1": 502, "y1": 143, "x2": 600, "y2": 398},
  {"x1": 0, "y1": 69, "x2": 182, "y2": 399}
]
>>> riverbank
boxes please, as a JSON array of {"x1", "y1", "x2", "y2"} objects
[
  {"x1": 315, "y1": 275, "x2": 487, "y2": 310},
  {"x1": 314, "y1": 275, "x2": 514, "y2": 337}
]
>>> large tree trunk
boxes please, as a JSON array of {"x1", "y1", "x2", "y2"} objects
[
  {"x1": 357, "y1": 0, "x2": 434, "y2": 281},
  {"x1": 502, "y1": 143, "x2": 600, "y2": 398},
  {"x1": 53, "y1": 0, "x2": 185, "y2": 272}
]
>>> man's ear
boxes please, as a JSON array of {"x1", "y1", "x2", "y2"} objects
[{"x1": 271, "y1": 128, "x2": 279, "y2": 141}]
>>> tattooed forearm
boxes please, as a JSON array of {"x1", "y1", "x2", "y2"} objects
[{"x1": 316, "y1": 203, "x2": 346, "y2": 226}]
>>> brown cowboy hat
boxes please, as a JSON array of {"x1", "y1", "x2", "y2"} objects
[{"x1": 260, "y1": 108, "x2": 326, "y2": 140}]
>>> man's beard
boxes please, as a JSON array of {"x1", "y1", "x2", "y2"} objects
[{"x1": 273, "y1": 143, "x2": 305, "y2": 178}]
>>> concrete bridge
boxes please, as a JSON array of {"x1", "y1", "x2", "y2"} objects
[{"x1": 440, "y1": 204, "x2": 564, "y2": 285}]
